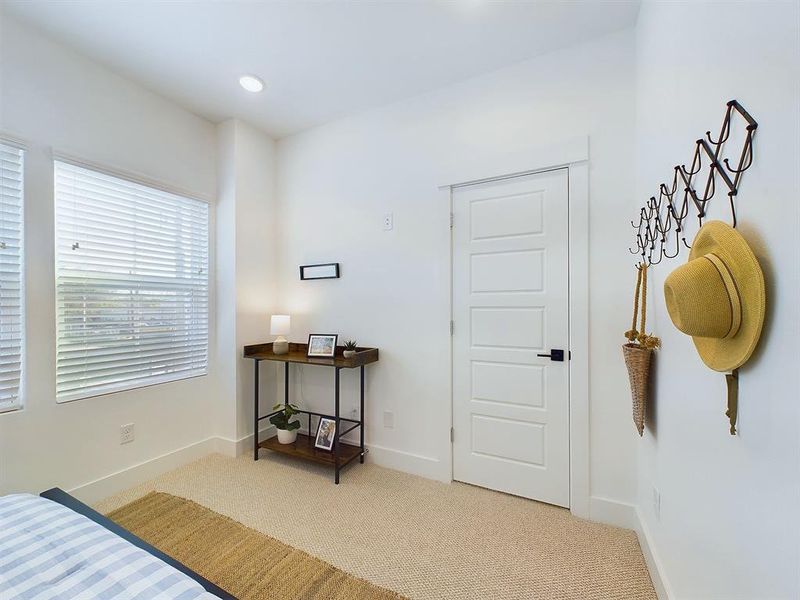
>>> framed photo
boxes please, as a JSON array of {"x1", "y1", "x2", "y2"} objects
[
  {"x1": 314, "y1": 417, "x2": 336, "y2": 451},
  {"x1": 307, "y1": 334, "x2": 338, "y2": 358},
  {"x1": 300, "y1": 263, "x2": 340, "y2": 280}
]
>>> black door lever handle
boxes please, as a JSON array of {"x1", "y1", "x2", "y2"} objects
[{"x1": 537, "y1": 349, "x2": 565, "y2": 362}]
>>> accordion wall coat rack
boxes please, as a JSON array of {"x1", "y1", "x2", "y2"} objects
[
  {"x1": 630, "y1": 99, "x2": 758, "y2": 265},
  {"x1": 624, "y1": 99, "x2": 764, "y2": 437}
]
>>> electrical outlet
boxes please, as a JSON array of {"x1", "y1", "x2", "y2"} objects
[
  {"x1": 383, "y1": 410, "x2": 395, "y2": 429},
  {"x1": 383, "y1": 212, "x2": 393, "y2": 231},
  {"x1": 652, "y1": 487, "x2": 661, "y2": 521},
  {"x1": 120, "y1": 423, "x2": 135, "y2": 445}
]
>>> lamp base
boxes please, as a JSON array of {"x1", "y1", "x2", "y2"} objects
[{"x1": 273, "y1": 337, "x2": 289, "y2": 355}]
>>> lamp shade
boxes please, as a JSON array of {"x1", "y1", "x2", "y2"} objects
[{"x1": 270, "y1": 314, "x2": 291, "y2": 336}]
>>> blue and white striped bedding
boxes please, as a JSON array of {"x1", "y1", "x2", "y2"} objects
[{"x1": 0, "y1": 494, "x2": 219, "y2": 599}]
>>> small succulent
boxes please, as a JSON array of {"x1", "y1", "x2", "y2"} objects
[{"x1": 344, "y1": 340, "x2": 357, "y2": 351}]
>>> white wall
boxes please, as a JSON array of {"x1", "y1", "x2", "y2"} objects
[
  {"x1": 5, "y1": 12, "x2": 795, "y2": 596},
  {"x1": 276, "y1": 30, "x2": 639, "y2": 504},
  {"x1": 0, "y1": 15, "x2": 219, "y2": 497},
  {"x1": 635, "y1": 2, "x2": 800, "y2": 598},
  {"x1": 215, "y1": 118, "x2": 278, "y2": 445},
  {"x1": 215, "y1": 121, "x2": 238, "y2": 441}
]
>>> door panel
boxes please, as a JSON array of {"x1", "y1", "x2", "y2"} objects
[
  {"x1": 452, "y1": 168, "x2": 569, "y2": 507},
  {"x1": 471, "y1": 307, "x2": 544, "y2": 349},
  {"x1": 471, "y1": 416, "x2": 545, "y2": 465},
  {"x1": 471, "y1": 250, "x2": 544, "y2": 293},
  {"x1": 471, "y1": 362, "x2": 545, "y2": 408},
  {"x1": 470, "y1": 191, "x2": 544, "y2": 239}
]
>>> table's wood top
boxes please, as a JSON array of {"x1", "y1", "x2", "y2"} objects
[{"x1": 243, "y1": 342, "x2": 379, "y2": 368}]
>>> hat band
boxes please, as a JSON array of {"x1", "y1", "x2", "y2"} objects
[{"x1": 704, "y1": 253, "x2": 742, "y2": 339}]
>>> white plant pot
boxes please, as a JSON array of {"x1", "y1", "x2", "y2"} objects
[
  {"x1": 276, "y1": 429, "x2": 298, "y2": 444},
  {"x1": 343, "y1": 350, "x2": 356, "y2": 358}
]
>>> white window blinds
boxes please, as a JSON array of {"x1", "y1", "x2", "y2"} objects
[
  {"x1": 55, "y1": 161, "x2": 208, "y2": 403},
  {"x1": 0, "y1": 143, "x2": 24, "y2": 412}
]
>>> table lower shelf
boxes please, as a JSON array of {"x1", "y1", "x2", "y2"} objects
[{"x1": 258, "y1": 433, "x2": 362, "y2": 467}]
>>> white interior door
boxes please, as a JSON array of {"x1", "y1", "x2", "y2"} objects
[{"x1": 452, "y1": 168, "x2": 570, "y2": 507}]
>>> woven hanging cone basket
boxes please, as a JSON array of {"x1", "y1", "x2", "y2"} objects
[
  {"x1": 623, "y1": 263, "x2": 659, "y2": 437},
  {"x1": 623, "y1": 342, "x2": 653, "y2": 436}
]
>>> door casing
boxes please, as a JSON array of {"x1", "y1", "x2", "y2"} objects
[{"x1": 439, "y1": 137, "x2": 590, "y2": 519}]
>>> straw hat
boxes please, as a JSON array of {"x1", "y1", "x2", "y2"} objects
[{"x1": 663, "y1": 221, "x2": 765, "y2": 372}]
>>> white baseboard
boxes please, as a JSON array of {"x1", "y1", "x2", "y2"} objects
[
  {"x1": 635, "y1": 506, "x2": 674, "y2": 600},
  {"x1": 67, "y1": 437, "x2": 218, "y2": 505},
  {"x1": 69, "y1": 426, "x2": 277, "y2": 504},
  {"x1": 215, "y1": 425, "x2": 277, "y2": 457},
  {"x1": 589, "y1": 495, "x2": 639, "y2": 529},
  {"x1": 366, "y1": 443, "x2": 447, "y2": 482},
  {"x1": 589, "y1": 496, "x2": 672, "y2": 600},
  {"x1": 213, "y1": 435, "x2": 238, "y2": 457}
]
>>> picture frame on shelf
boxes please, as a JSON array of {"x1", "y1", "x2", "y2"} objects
[
  {"x1": 314, "y1": 417, "x2": 336, "y2": 451},
  {"x1": 307, "y1": 334, "x2": 338, "y2": 358}
]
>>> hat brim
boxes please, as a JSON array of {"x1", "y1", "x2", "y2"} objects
[{"x1": 688, "y1": 221, "x2": 765, "y2": 372}]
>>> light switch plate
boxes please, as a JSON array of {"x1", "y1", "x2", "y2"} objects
[{"x1": 383, "y1": 212, "x2": 393, "y2": 231}]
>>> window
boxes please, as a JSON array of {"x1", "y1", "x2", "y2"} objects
[
  {"x1": 0, "y1": 142, "x2": 24, "y2": 413},
  {"x1": 54, "y1": 160, "x2": 208, "y2": 403}
]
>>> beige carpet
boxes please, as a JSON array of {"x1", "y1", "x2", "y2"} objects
[
  {"x1": 108, "y1": 492, "x2": 405, "y2": 600},
  {"x1": 96, "y1": 453, "x2": 656, "y2": 600}
]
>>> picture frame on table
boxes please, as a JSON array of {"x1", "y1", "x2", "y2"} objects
[
  {"x1": 307, "y1": 334, "x2": 338, "y2": 358},
  {"x1": 314, "y1": 417, "x2": 336, "y2": 451}
]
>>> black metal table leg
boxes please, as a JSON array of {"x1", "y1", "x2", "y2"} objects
[
  {"x1": 284, "y1": 362, "x2": 289, "y2": 406},
  {"x1": 253, "y1": 360, "x2": 260, "y2": 461},
  {"x1": 360, "y1": 365, "x2": 365, "y2": 463},
  {"x1": 334, "y1": 367, "x2": 341, "y2": 484}
]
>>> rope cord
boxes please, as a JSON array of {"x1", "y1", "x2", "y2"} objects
[
  {"x1": 625, "y1": 266, "x2": 643, "y2": 342},
  {"x1": 625, "y1": 263, "x2": 660, "y2": 349}
]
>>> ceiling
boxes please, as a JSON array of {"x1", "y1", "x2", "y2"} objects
[{"x1": 2, "y1": 1, "x2": 640, "y2": 138}]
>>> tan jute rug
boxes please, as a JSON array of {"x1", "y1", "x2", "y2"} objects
[{"x1": 108, "y1": 491, "x2": 406, "y2": 600}]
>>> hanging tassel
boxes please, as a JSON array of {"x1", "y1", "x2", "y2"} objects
[
  {"x1": 640, "y1": 335, "x2": 661, "y2": 349},
  {"x1": 725, "y1": 369, "x2": 739, "y2": 435}
]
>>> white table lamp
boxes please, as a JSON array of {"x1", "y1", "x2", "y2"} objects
[{"x1": 270, "y1": 314, "x2": 290, "y2": 355}]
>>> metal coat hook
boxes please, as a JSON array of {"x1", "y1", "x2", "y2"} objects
[
  {"x1": 628, "y1": 100, "x2": 758, "y2": 265},
  {"x1": 663, "y1": 231, "x2": 682, "y2": 259}
]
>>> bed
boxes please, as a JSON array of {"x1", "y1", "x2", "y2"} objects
[{"x1": 0, "y1": 488, "x2": 235, "y2": 599}]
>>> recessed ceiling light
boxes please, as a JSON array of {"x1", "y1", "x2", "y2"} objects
[{"x1": 239, "y1": 75, "x2": 264, "y2": 93}]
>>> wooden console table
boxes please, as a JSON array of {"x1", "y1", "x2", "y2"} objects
[{"x1": 243, "y1": 342, "x2": 379, "y2": 483}]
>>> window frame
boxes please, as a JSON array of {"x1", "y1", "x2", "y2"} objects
[
  {"x1": 0, "y1": 139, "x2": 25, "y2": 414},
  {"x1": 53, "y1": 157, "x2": 210, "y2": 404}
]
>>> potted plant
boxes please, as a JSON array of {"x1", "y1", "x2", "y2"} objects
[
  {"x1": 343, "y1": 340, "x2": 357, "y2": 358},
  {"x1": 269, "y1": 403, "x2": 301, "y2": 444}
]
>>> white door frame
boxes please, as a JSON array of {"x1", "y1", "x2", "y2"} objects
[{"x1": 439, "y1": 136, "x2": 590, "y2": 519}]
